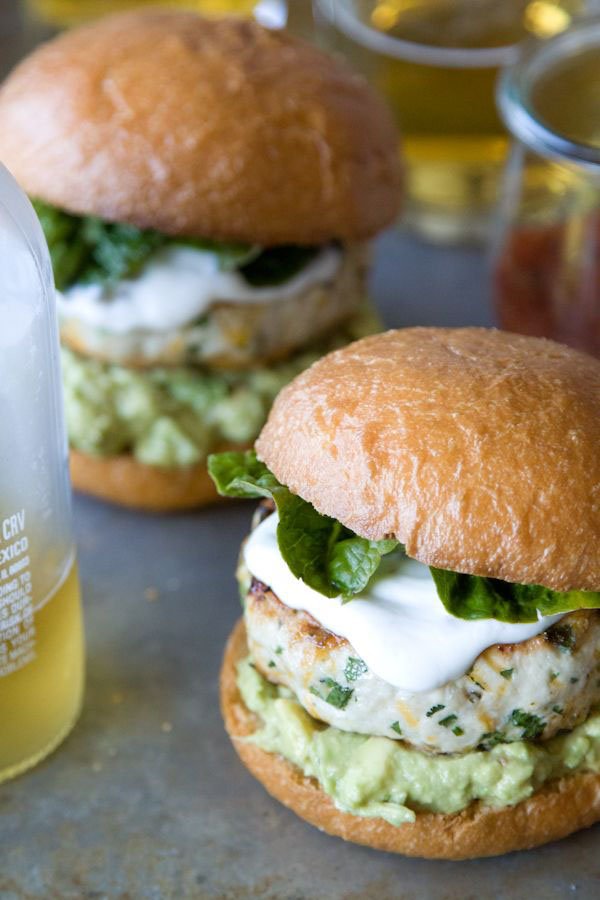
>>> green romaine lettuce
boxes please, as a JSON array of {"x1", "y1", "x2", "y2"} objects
[
  {"x1": 207, "y1": 450, "x2": 398, "y2": 599},
  {"x1": 239, "y1": 245, "x2": 320, "y2": 286},
  {"x1": 78, "y1": 218, "x2": 164, "y2": 286},
  {"x1": 208, "y1": 451, "x2": 600, "y2": 622},
  {"x1": 32, "y1": 199, "x2": 321, "y2": 291},
  {"x1": 429, "y1": 568, "x2": 600, "y2": 624}
]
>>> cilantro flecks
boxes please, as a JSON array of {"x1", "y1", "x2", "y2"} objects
[
  {"x1": 478, "y1": 731, "x2": 506, "y2": 750},
  {"x1": 439, "y1": 714, "x2": 458, "y2": 729},
  {"x1": 311, "y1": 678, "x2": 353, "y2": 709},
  {"x1": 344, "y1": 657, "x2": 368, "y2": 682},
  {"x1": 508, "y1": 709, "x2": 545, "y2": 740}
]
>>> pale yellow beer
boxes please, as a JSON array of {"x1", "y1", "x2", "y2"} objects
[
  {"x1": 27, "y1": 0, "x2": 258, "y2": 28},
  {"x1": 315, "y1": 0, "x2": 585, "y2": 242},
  {"x1": 0, "y1": 557, "x2": 83, "y2": 782}
]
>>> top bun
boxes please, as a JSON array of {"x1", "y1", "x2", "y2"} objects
[
  {"x1": 256, "y1": 328, "x2": 600, "y2": 591},
  {"x1": 0, "y1": 11, "x2": 400, "y2": 244}
]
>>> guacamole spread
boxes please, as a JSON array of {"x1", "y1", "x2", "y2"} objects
[
  {"x1": 238, "y1": 657, "x2": 600, "y2": 826},
  {"x1": 62, "y1": 307, "x2": 377, "y2": 467}
]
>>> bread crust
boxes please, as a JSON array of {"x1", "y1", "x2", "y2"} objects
[
  {"x1": 221, "y1": 619, "x2": 600, "y2": 860},
  {"x1": 0, "y1": 11, "x2": 400, "y2": 244},
  {"x1": 69, "y1": 447, "x2": 241, "y2": 511},
  {"x1": 256, "y1": 328, "x2": 600, "y2": 591}
]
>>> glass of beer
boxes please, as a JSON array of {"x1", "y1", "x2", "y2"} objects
[
  {"x1": 25, "y1": 0, "x2": 268, "y2": 29},
  {"x1": 0, "y1": 164, "x2": 84, "y2": 782},
  {"x1": 313, "y1": 0, "x2": 585, "y2": 243}
]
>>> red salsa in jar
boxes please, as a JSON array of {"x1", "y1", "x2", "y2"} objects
[{"x1": 494, "y1": 215, "x2": 600, "y2": 357}]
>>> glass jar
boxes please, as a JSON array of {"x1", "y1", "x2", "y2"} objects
[
  {"x1": 493, "y1": 16, "x2": 600, "y2": 356},
  {"x1": 0, "y1": 163, "x2": 85, "y2": 782}
]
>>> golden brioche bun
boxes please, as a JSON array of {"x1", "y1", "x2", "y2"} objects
[
  {"x1": 256, "y1": 328, "x2": 600, "y2": 591},
  {"x1": 0, "y1": 11, "x2": 400, "y2": 244},
  {"x1": 70, "y1": 447, "x2": 245, "y2": 512},
  {"x1": 221, "y1": 619, "x2": 600, "y2": 860}
]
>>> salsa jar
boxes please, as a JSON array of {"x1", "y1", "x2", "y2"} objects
[{"x1": 493, "y1": 16, "x2": 600, "y2": 357}]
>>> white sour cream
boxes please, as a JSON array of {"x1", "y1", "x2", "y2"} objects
[
  {"x1": 244, "y1": 513, "x2": 563, "y2": 693},
  {"x1": 57, "y1": 244, "x2": 342, "y2": 335}
]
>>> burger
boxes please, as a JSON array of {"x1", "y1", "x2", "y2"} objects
[
  {"x1": 0, "y1": 10, "x2": 400, "y2": 511},
  {"x1": 210, "y1": 328, "x2": 600, "y2": 859}
]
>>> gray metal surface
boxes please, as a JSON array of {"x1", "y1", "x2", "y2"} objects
[
  {"x1": 1, "y1": 7, "x2": 598, "y2": 896},
  {"x1": 2, "y1": 230, "x2": 599, "y2": 899}
]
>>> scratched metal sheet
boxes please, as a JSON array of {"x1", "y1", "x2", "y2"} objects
[{"x1": 0, "y1": 7, "x2": 599, "y2": 894}]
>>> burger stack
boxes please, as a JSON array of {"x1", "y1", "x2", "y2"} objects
[
  {"x1": 213, "y1": 327, "x2": 600, "y2": 859},
  {"x1": 0, "y1": 10, "x2": 400, "y2": 510}
]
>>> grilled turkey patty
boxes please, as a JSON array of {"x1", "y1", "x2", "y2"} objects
[
  {"x1": 60, "y1": 244, "x2": 368, "y2": 369},
  {"x1": 244, "y1": 580, "x2": 600, "y2": 755}
]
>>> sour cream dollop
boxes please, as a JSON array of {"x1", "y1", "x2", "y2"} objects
[
  {"x1": 57, "y1": 244, "x2": 342, "y2": 335},
  {"x1": 244, "y1": 513, "x2": 563, "y2": 693}
]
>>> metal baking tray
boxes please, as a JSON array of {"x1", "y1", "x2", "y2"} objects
[{"x1": 0, "y1": 10, "x2": 597, "y2": 891}]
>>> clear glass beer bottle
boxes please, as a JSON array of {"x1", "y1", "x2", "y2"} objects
[{"x1": 0, "y1": 163, "x2": 84, "y2": 782}]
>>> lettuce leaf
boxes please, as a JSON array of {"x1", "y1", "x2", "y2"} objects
[
  {"x1": 78, "y1": 218, "x2": 164, "y2": 286},
  {"x1": 33, "y1": 199, "x2": 319, "y2": 291},
  {"x1": 429, "y1": 568, "x2": 600, "y2": 624},
  {"x1": 208, "y1": 451, "x2": 600, "y2": 621},
  {"x1": 239, "y1": 245, "x2": 320, "y2": 286},
  {"x1": 33, "y1": 201, "x2": 89, "y2": 291},
  {"x1": 207, "y1": 451, "x2": 398, "y2": 599}
]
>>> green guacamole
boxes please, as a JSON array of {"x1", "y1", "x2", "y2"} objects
[
  {"x1": 238, "y1": 658, "x2": 600, "y2": 826},
  {"x1": 61, "y1": 307, "x2": 378, "y2": 468}
]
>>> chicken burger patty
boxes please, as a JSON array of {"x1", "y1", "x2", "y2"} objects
[
  {"x1": 244, "y1": 580, "x2": 600, "y2": 755},
  {"x1": 59, "y1": 244, "x2": 369, "y2": 370},
  {"x1": 62, "y1": 305, "x2": 378, "y2": 468}
]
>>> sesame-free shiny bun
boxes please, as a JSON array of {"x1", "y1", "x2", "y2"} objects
[
  {"x1": 256, "y1": 328, "x2": 600, "y2": 591},
  {"x1": 0, "y1": 11, "x2": 400, "y2": 244}
]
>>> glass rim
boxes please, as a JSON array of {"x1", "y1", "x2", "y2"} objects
[
  {"x1": 497, "y1": 15, "x2": 600, "y2": 170},
  {"x1": 313, "y1": 0, "x2": 523, "y2": 68}
]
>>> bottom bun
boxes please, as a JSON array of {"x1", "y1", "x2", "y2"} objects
[
  {"x1": 220, "y1": 619, "x2": 600, "y2": 860},
  {"x1": 69, "y1": 447, "x2": 243, "y2": 512}
]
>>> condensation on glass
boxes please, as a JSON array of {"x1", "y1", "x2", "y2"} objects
[{"x1": 0, "y1": 164, "x2": 84, "y2": 783}]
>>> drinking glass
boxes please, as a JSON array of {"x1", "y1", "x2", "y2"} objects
[{"x1": 314, "y1": 0, "x2": 587, "y2": 243}]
